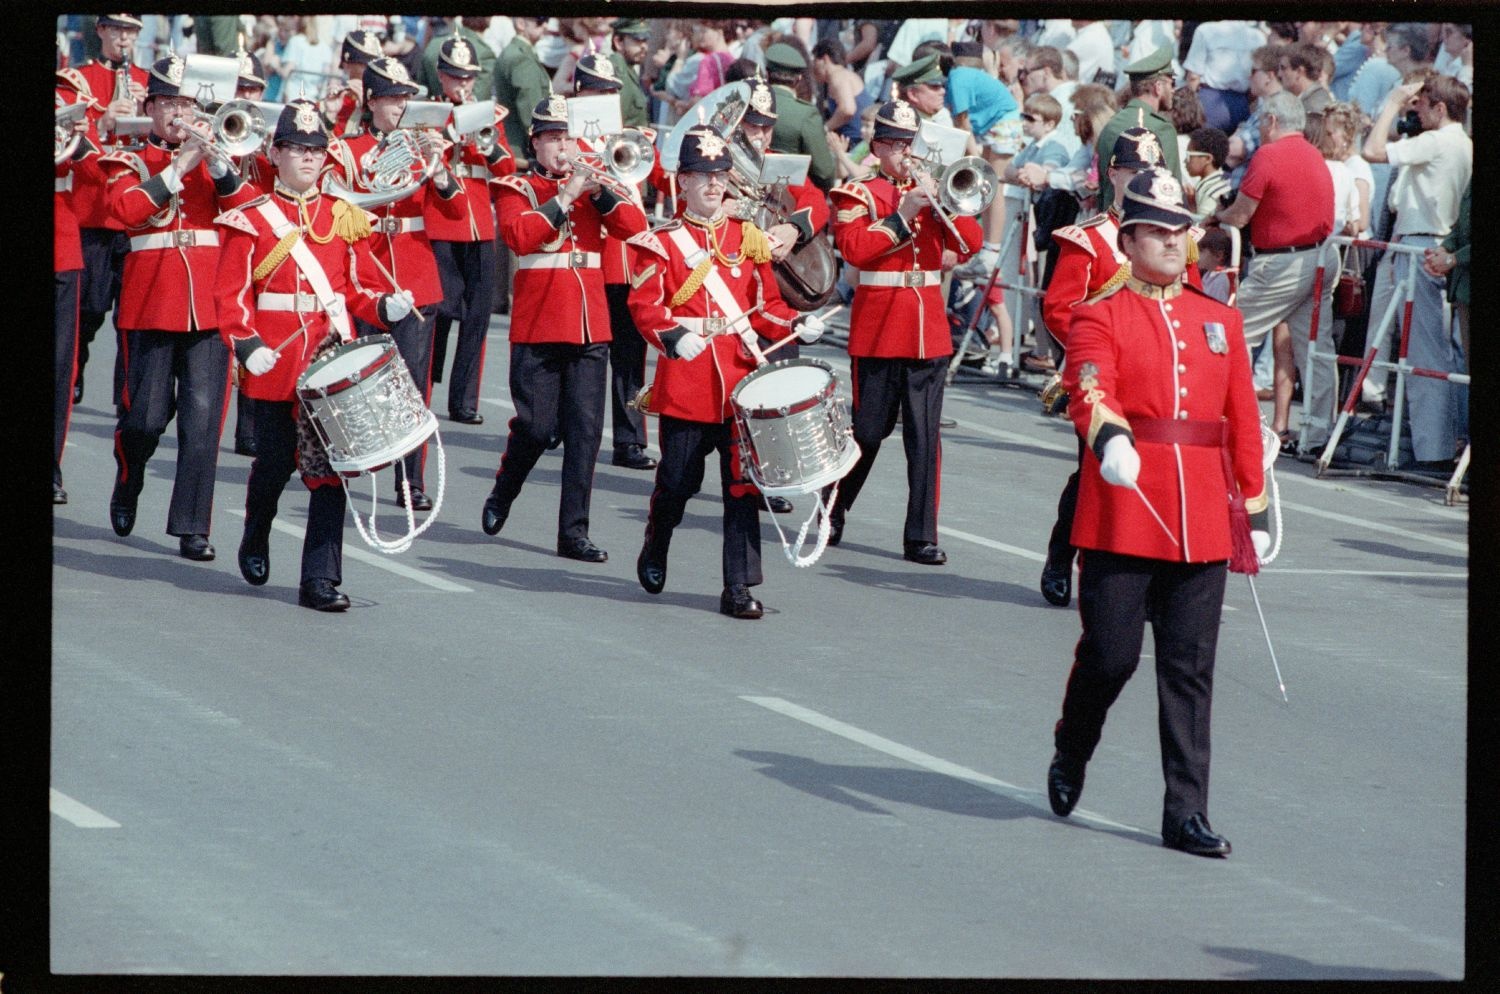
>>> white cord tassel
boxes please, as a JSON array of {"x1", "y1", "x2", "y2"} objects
[
  {"x1": 763, "y1": 481, "x2": 840, "y2": 568},
  {"x1": 1258, "y1": 418, "x2": 1284, "y2": 565},
  {"x1": 348, "y1": 430, "x2": 447, "y2": 554}
]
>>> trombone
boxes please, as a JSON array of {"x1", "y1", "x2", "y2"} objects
[
  {"x1": 900, "y1": 150, "x2": 998, "y2": 254},
  {"x1": 566, "y1": 129, "x2": 655, "y2": 200}
]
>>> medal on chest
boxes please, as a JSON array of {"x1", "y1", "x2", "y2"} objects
[{"x1": 1203, "y1": 322, "x2": 1228, "y2": 355}]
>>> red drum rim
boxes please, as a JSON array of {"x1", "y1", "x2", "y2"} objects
[{"x1": 297, "y1": 338, "x2": 398, "y2": 399}]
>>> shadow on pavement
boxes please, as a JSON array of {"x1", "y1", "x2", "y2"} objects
[{"x1": 1203, "y1": 945, "x2": 1447, "y2": 981}]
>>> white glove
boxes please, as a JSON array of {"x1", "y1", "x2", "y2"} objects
[
  {"x1": 1252, "y1": 530, "x2": 1272, "y2": 560},
  {"x1": 674, "y1": 332, "x2": 707, "y2": 361},
  {"x1": 1099, "y1": 435, "x2": 1141, "y2": 489},
  {"x1": 382, "y1": 289, "x2": 414, "y2": 323},
  {"x1": 245, "y1": 347, "x2": 278, "y2": 376},
  {"x1": 796, "y1": 313, "x2": 825, "y2": 344}
]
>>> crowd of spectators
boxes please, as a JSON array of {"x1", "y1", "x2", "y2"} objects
[{"x1": 57, "y1": 14, "x2": 1474, "y2": 473}]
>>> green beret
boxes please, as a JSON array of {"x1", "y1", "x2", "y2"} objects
[
  {"x1": 891, "y1": 54, "x2": 945, "y2": 87},
  {"x1": 1124, "y1": 45, "x2": 1173, "y2": 80},
  {"x1": 765, "y1": 42, "x2": 808, "y2": 71},
  {"x1": 612, "y1": 18, "x2": 650, "y2": 39}
]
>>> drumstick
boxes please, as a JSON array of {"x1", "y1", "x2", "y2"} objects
[
  {"x1": 269, "y1": 322, "x2": 309, "y2": 357},
  {"x1": 758, "y1": 304, "x2": 844, "y2": 360}
]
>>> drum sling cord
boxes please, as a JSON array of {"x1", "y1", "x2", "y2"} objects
[
  {"x1": 760, "y1": 480, "x2": 841, "y2": 568},
  {"x1": 347, "y1": 428, "x2": 447, "y2": 555}
]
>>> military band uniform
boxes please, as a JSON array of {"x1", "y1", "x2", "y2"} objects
[
  {"x1": 424, "y1": 40, "x2": 516, "y2": 423},
  {"x1": 213, "y1": 114, "x2": 400, "y2": 608},
  {"x1": 1048, "y1": 168, "x2": 1267, "y2": 856},
  {"x1": 483, "y1": 96, "x2": 649, "y2": 560},
  {"x1": 72, "y1": 46, "x2": 149, "y2": 407},
  {"x1": 328, "y1": 57, "x2": 453, "y2": 509},
  {"x1": 625, "y1": 131, "x2": 805, "y2": 616},
  {"x1": 764, "y1": 44, "x2": 837, "y2": 192},
  {"x1": 828, "y1": 101, "x2": 982, "y2": 563},
  {"x1": 100, "y1": 57, "x2": 260, "y2": 559},
  {"x1": 54, "y1": 77, "x2": 94, "y2": 504}
]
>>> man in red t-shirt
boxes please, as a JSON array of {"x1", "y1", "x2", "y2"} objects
[{"x1": 1215, "y1": 90, "x2": 1335, "y2": 454}]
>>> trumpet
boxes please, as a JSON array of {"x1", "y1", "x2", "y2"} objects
[
  {"x1": 211, "y1": 99, "x2": 274, "y2": 157},
  {"x1": 169, "y1": 112, "x2": 241, "y2": 173}
]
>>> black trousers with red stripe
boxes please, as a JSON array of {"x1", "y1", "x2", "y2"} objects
[
  {"x1": 242, "y1": 400, "x2": 346, "y2": 586},
  {"x1": 112, "y1": 328, "x2": 230, "y2": 537},
  {"x1": 55, "y1": 269, "x2": 81, "y2": 487},
  {"x1": 834, "y1": 355, "x2": 946, "y2": 545},
  {"x1": 491, "y1": 341, "x2": 608, "y2": 544},
  {"x1": 355, "y1": 305, "x2": 437, "y2": 495},
  {"x1": 644, "y1": 415, "x2": 763, "y2": 589},
  {"x1": 429, "y1": 238, "x2": 495, "y2": 417},
  {"x1": 1054, "y1": 549, "x2": 1228, "y2": 833}
]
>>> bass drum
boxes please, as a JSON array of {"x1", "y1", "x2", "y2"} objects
[{"x1": 774, "y1": 230, "x2": 839, "y2": 311}]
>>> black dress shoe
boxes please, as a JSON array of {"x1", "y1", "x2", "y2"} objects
[
  {"x1": 719, "y1": 584, "x2": 765, "y2": 619},
  {"x1": 298, "y1": 579, "x2": 350, "y2": 612},
  {"x1": 397, "y1": 487, "x2": 434, "y2": 511},
  {"x1": 238, "y1": 534, "x2": 270, "y2": 586},
  {"x1": 480, "y1": 492, "x2": 511, "y2": 535},
  {"x1": 449, "y1": 410, "x2": 484, "y2": 425},
  {"x1": 1163, "y1": 813, "x2": 1232, "y2": 857},
  {"x1": 903, "y1": 541, "x2": 947, "y2": 565},
  {"x1": 53, "y1": 484, "x2": 68, "y2": 505},
  {"x1": 108, "y1": 485, "x2": 137, "y2": 537},
  {"x1": 826, "y1": 501, "x2": 845, "y2": 546},
  {"x1": 766, "y1": 495, "x2": 794, "y2": 514},
  {"x1": 1047, "y1": 750, "x2": 1087, "y2": 817},
  {"x1": 558, "y1": 536, "x2": 608, "y2": 563},
  {"x1": 1040, "y1": 562, "x2": 1072, "y2": 607},
  {"x1": 636, "y1": 544, "x2": 667, "y2": 594},
  {"x1": 179, "y1": 534, "x2": 216, "y2": 561},
  {"x1": 611, "y1": 444, "x2": 657, "y2": 470}
]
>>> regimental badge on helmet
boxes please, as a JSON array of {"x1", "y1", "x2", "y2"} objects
[
  {"x1": 1147, "y1": 171, "x2": 1181, "y2": 204},
  {"x1": 163, "y1": 55, "x2": 184, "y2": 85},
  {"x1": 893, "y1": 101, "x2": 918, "y2": 130},
  {"x1": 1121, "y1": 166, "x2": 1194, "y2": 230},
  {"x1": 386, "y1": 60, "x2": 411, "y2": 85},
  {"x1": 452, "y1": 39, "x2": 472, "y2": 67},
  {"x1": 696, "y1": 131, "x2": 726, "y2": 161},
  {"x1": 1110, "y1": 126, "x2": 1163, "y2": 171},
  {"x1": 294, "y1": 102, "x2": 321, "y2": 134},
  {"x1": 546, "y1": 93, "x2": 568, "y2": 120},
  {"x1": 752, "y1": 84, "x2": 774, "y2": 117}
]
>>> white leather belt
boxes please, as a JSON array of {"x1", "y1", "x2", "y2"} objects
[
  {"x1": 676, "y1": 315, "x2": 745, "y2": 335},
  {"x1": 450, "y1": 162, "x2": 492, "y2": 181},
  {"x1": 257, "y1": 291, "x2": 326, "y2": 312},
  {"x1": 517, "y1": 251, "x2": 601, "y2": 270},
  {"x1": 859, "y1": 270, "x2": 940, "y2": 288},
  {"x1": 375, "y1": 216, "x2": 424, "y2": 235},
  {"x1": 55, "y1": 176, "x2": 73, "y2": 193},
  {"x1": 129, "y1": 229, "x2": 220, "y2": 251}
]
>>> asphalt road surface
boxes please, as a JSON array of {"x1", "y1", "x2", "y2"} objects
[{"x1": 51, "y1": 313, "x2": 1468, "y2": 978}]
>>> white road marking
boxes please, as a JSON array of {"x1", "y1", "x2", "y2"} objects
[
  {"x1": 1264, "y1": 568, "x2": 1465, "y2": 578},
  {"x1": 50, "y1": 788, "x2": 120, "y2": 828},
  {"x1": 225, "y1": 509, "x2": 472, "y2": 593},
  {"x1": 1276, "y1": 499, "x2": 1468, "y2": 555},
  {"x1": 740, "y1": 695, "x2": 1144, "y2": 835},
  {"x1": 936, "y1": 525, "x2": 1047, "y2": 563}
]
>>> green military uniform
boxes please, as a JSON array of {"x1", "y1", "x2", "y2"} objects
[
  {"x1": 494, "y1": 33, "x2": 552, "y2": 157},
  {"x1": 608, "y1": 19, "x2": 651, "y2": 129},
  {"x1": 764, "y1": 43, "x2": 836, "y2": 191},
  {"x1": 422, "y1": 24, "x2": 496, "y2": 109},
  {"x1": 1094, "y1": 48, "x2": 1182, "y2": 210},
  {"x1": 1440, "y1": 180, "x2": 1470, "y2": 308}
]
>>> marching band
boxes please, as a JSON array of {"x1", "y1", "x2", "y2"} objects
[{"x1": 51, "y1": 14, "x2": 1298, "y2": 860}]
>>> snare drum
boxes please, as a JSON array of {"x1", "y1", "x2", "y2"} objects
[
  {"x1": 731, "y1": 358, "x2": 860, "y2": 497},
  {"x1": 296, "y1": 335, "x2": 437, "y2": 477}
]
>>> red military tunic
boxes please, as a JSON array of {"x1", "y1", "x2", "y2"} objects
[
  {"x1": 422, "y1": 105, "x2": 516, "y2": 243},
  {"x1": 102, "y1": 137, "x2": 259, "y2": 331},
  {"x1": 72, "y1": 58, "x2": 149, "y2": 230},
  {"x1": 575, "y1": 126, "x2": 658, "y2": 288},
  {"x1": 328, "y1": 130, "x2": 447, "y2": 309},
  {"x1": 496, "y1": 171, "x2": 648, "y2": 344},
  {"x1": 213, "y1": 186, "x2": 392, "y2": 402},
  {"x1": 1046, "y1": 208, "x2": 1205, "y2": 348},
  {"x1": 1064, "y1": 276, "x2": 1266, "y2": 563},
  {"x1": 626, "y1": 214, "x2": 801, "y2": 423},
  {"x1": 831, "y1": 170, "x2": 982, "y2": 358},
  {"x1": 54, "y1": 84, "x2": 92, "y2": 273}
]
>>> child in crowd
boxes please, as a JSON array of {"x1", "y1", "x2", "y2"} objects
[
  {"x1": 1195, "y1": 227, "x2": 1235, "y2": 304},
  {"x1": 1184, "y1": 126, "x2": 1232, "y2": 223}
]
